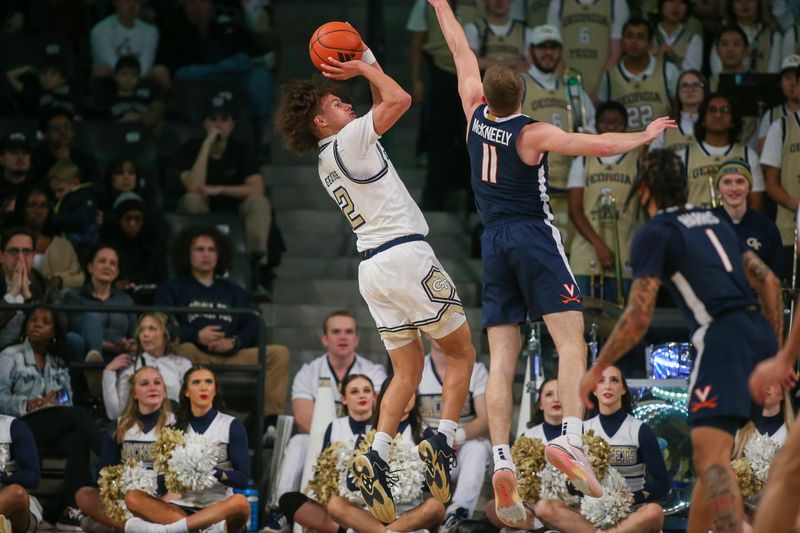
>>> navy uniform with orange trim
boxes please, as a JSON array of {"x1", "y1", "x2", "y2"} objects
[
  {"x1": 630, "y1": 206, "x2": 777, "y2": 432},
  {"x1": 467, "y1": 103, "x2": 582, "y2": 328}
]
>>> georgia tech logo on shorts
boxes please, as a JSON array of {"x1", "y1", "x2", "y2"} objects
[{"x1": 422, "y1": 266, "x2": 462, "y2": 306}]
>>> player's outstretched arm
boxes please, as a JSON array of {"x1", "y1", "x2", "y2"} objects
[
  {"x1": 520, "y1": 117, "x2": 676, "y2": 159},
  {"x1": 578, "y1": 276, "x2": 661, "y2": 408},
  {"x1": 320, "y1": 58, "x2": 411, "y2": 135},
  {"x1": 742, "y1": 250, "x2": 783, "y2": 344},
  {"x1": 428, "y1": 0, "x2": 483, "y2": 119}
]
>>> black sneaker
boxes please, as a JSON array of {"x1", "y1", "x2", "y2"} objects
[
  {"x1": 56, "y1": 507, "x2": 84, "y2": 531},
  {"x1": 442, "y1": 506, "x2": 470, "y2": 533},
  {"x1": 351, "y1": 449, "x2": 398, "y2": 524},
  {"x1": 418, "y1": 432, "x2": 456, "y2": 504}
]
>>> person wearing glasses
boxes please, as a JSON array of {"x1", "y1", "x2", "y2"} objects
[
  {"x1": 649, "y1": 69, "x2": 707, "y2": 152},
  {"x1": 679, "y1": 93, "x2": 765, "y2": 210},
  {"x1": 0, "y1": 226, "x2": 58, "y2": 350},
  {"x1": 30, "y1": 108, "x2": 99, "y2": 184}
]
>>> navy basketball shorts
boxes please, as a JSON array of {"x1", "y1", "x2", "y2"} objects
[
  {"x1": 480, "y1": 217, "x2": 583, "y2": 329},
  {"x1": 687, "y1": 310, "x2": 777, "y2": 434}
]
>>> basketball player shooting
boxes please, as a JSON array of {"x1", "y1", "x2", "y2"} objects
[
  {"x1": 275, "y1": 24, "x2": 477, "y2": 525},
  {"x1": 427, "y1": 0, "x2": 675, "y2": 527}
]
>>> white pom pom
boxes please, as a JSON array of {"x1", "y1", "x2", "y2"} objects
[
  {"x1": 579, "y1": 469, "x2": 633, "y2": 529},
  {"x1": 0, "y1": 444, "x2": 8, "y2": 473},
  {"x1": 120, "y1": 462, "x2": 158, "y2": 496},
  {"x1": 388, "y1": 436, "x2": 425, "y2": 505},
  {"x1": 168, "y1": 433, "x2": 218, "y2": 491},
  {"x1": 744, "y1": 433, "x2": 780, "y2": 483},
  {"x1": 538, "y1": 465, "x2": 579, "y2": 505}
]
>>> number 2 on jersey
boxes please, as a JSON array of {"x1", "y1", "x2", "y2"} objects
[
  {"x1": 333, "y1": 186, "x2": 366, "y2": 230},
  {"x1": 481, "y1": 142, "x2": 498, "y2": 184}
]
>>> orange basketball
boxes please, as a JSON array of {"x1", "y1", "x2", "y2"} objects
[{"x1": 309, "y1": 21, "x2": 364, "y2": 72}]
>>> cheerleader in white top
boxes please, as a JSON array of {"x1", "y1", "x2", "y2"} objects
[
  {"x1": 77, "y1": 366, "x2": 174, "y2": 530},
  {"x1": 124, "y1": 367, "x2": 250, "y2": 533},
  {"x1": 485, "y1": 378, "x2": 563, "y2": 530},
  {"x1": 536, "y1": 367, "x2": 669, "y2": 533},
  {"x1": 0, "y1": 413, "x2": 41, "y2": 533},
  {"x1": 325, "y1": 375, "x2": 445, "y2": 533},
  {"x1": 275, "y1": 374, "x2": 376, "y2": 533},
  {"x1": 102, "y1": 313, "x2": 192, "y2": 420}
]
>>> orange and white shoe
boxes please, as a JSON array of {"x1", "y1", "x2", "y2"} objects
[
  {"x1": 545, "y1": 435, "x2": 603, "y2": 497},
  {"x1": 492, "y1": 468, "x2": 527, "y2": 528}
]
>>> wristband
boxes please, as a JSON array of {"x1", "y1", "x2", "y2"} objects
[
  {"x1": 361, "y1": 48, "x2": 377, "y2": 65},
  {"x1": 455, "y1": 427, "x2": 466, "y2": 445}
]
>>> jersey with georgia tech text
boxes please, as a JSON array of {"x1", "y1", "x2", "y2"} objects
[
  {"x1": 683, "y1": 141, "x2": 748, "y2": 209},
  {"x1": 467, "y1": 104, "x2": 553, "y2": 226},
  {"x1": 606, "y1": 57, "x2": 671, "y2": 131},
  {"x1": 776, "y1": 112, "x2": 800, "y2": 244},
  {"x1": 630, "y1": 207, "x2": 757, "y2": 331},
  {"x1": 318, "y1": 113, "x2": 429, "y2": 252},
  {"x1": 474, "y1": 19, "x2": 527, "y2": 61},
  {"x1": 559, "y1": 0, "x2": 613, "y2": 93},
  {"x1": 520, "y1": 72, "x2": 572, "y2": 189}
]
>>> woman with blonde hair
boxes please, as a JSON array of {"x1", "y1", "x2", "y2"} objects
[
  {"x1": 103, "y1": 312, "x2": 192, "y2": 420},
  {"x1": 77, "y1": 366, "x2": 174, "y2": 531}
]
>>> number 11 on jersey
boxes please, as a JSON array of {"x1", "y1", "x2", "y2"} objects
[{"x1": 482, "y1": 142, "x2": 498, "y2": 184}]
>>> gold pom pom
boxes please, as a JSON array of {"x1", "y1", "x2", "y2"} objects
[
  {"x1": 582, "y1": 429, "x2": 612, "y2": 480},
  {"x1": 732, "y1": 458, "x2": 762, "y2": 497},
  {"x1": 511, "y1": 436, "x2": 546, "y2": 504},
  {"x1": 152, "y1": 427, "x2": 191, "y2": 494},
  {"x1": 98, "y1": 463, "x2": 128, "y2": 523},
  {"x1": 308, "y1": 442, "x2": 344, "y2": 505}
]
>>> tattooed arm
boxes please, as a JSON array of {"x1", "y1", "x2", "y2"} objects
[
  {"x1": 578, "y1": 276, "x2": 661, "y2": 407},
  {"x1": 742, "y1": 250, "x2": 783, "y2": 346}
]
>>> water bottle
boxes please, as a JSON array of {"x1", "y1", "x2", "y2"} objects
[{"x1": 234, "y1": 481, "x2": 259, "y2": 531}]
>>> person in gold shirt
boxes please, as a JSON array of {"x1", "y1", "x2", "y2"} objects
[
  {"x1": 649, "y1": 69, "x2": 707, "y2": 152},
  {"x1": 465, "y1": 0, "x2": 528, "y2": 72},
  {"x1": 567, "y1": 101, "x2": 641, "y2": 303}
]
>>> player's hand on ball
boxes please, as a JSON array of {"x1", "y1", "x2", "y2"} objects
[
  {"x1": 749, "y1": 354, "x2": 798, "y2": 404},
  {"x1": 643, "y1": 116, "x2": 677, "y2": 142},
  {"x1": 319, "y1": 57, "x2": 365, "y2": 80}
]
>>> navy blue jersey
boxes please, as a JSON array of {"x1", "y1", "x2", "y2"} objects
[
  {"x1": 630, "y1": 206, "x2": 757, "y2": 331},
  {"x1": 713, "y1": 207, "x2": 784, "y2": 278},
  {"x1": 467, "y1": 104, "x2": 553, "y2": 226}
]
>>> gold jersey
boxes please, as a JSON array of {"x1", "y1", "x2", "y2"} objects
[
  {"x1": 559, "y1": 0, "x2": 614, "y2": 92},
  {"x1": 662, "y1": 123, "x2": 695, "y2": 151},
  {"x1": 683, "y1": 141, "x2": 747, "y2": 208},
  {"x1": 606, "y1": 56, "x2": 671, "y2": 131},
  {"x1": 473, "y1": 19, "x2": 527, "y2": 61},
  {"x1": 653, "y1": 25, "x2": 695, "y2": 67},
  {"x1": 776, "y1": 113, "x2": 800, "y2": 244},
  {"x1": 424, "y1": 4, "x2": 457, "y2": 73}
]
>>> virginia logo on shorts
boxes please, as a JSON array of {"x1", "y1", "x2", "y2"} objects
[
  {"x1": 560, "y1": 283, "x2": 582, "y2": 304},
  {"x1": 422, "y1": 266, "x2": 462, "y2": 306},
  {"x1": 690, "y1": 385, "x2": 718, "y2": 413}
]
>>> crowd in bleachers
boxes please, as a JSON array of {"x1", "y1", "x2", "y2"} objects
[{"x1": 1, "y1": 0, "x2": 800, "y2": 532}]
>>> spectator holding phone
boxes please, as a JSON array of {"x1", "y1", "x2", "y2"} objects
[{"x1": 0, "y1": 306, "x2": 102, "y2": 530}]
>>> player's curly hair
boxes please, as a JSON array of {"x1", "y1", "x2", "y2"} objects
[
  {"x1": 274, "y1": 76, "x2": 347, "y2": 154},
  {"x1": 626, "y1": 148, "x2": 687, "y2": 211}
]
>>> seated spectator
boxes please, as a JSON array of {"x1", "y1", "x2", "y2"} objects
[
  {"x1": 465, "y1": 0, "x2": 528, "y2": 72},
  {"x1": 709, "y1": 25, "x2": 750, "y2": 92},
  {"x1": 90, "y1": 0, "x2": 169, "y2": 88},
  {"x1": 158, "y1": 0, "x2": 272, "y2": 147},
  {"x1": 102, "y1": 311, "x2": 192, "y2": 420},
  {"x1": 101, "y1": 192, "x2": 168, "y2": 302},
  {"x1": 31, "y1": 108, "x2": 99, "y2": 183},
  {"x1": 535, "y1": 366, "x2": 668, "y2": 533},
  {"x1": 0, "y1": 227, "x2": 58, "y2": 350},
  {"x1": 0, "y1": 412, "x2": 42, "y2": 533},
  {"x1": 652, "y1": 0, "x2": 703, "y2": 71},
  {"x1": 78, "y1": 366, "x2": 175, "y2": 532},
  {"x1": 5, "y1": 56, "x2": 80, "y2": 118},
  {"x1": 13, "y1": 185, "x2": 85, "y2": 289},
  {"x1": 0, "y1": 306, "x2": 102, "y2": 530},
  {"x1": 97, "y1": 56, "x2": 166, "y2": 135},
  {"x1": 709, "y1": 0, "x2": 780, "y2": 75},
  {"x1": 756, "y1": 55, "x2": 800, "y2": 152},
  {"x1": 0, "y1": 132, "x2": 35, "y2": 220},
  {"x1": 418, "y1": 336, "x2": 490, "y2": 532},
  {"x1": 649, "y1": 69, "x2": 707, "y2": 151},
  {"x1": 47, "y1": 160, "x2": 103, "y2": 249},
  {"x1": 102, "y1": 155, "x2": 146, "y2": 213},
  {"x1": 154, "y1": 226, "x2": 289, "y2": 427},
  {"x1": 176, "y1": 93, "x2": 272, "y2": 272},
  {"x1": 123, "y1": 366, "x2": 251, "y2": 533}
]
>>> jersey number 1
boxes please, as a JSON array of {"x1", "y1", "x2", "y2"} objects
[{"x1": 481, "y1": 143, "x2": 498, "y2": 184}]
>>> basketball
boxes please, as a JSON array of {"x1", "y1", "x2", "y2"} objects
[{"x1": 309, "y1": 21, "x2": 364, "y2": 72}]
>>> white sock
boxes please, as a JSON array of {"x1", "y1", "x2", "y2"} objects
[
  {"x1": 372, "y1": 431, "x2": 393, "y2": 462},
  {"x1": 165, "y1": 518, "x2": 188, "y2": 533},
  {"x1": 492, "y1": 444, "x2": 515, "y2": 469},
  {"x1": 562, "y1": 416, "x2": 583, "y2": 447},
  {"x1": 437, "y1": 419, "x2": 459, "y2": 448}
]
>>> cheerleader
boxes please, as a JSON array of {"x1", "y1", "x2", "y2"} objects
[
  {"x1": 77, "y1": 366, "x2": 174, "y2": 530},
  {"x1": 0, "y1": 413, "x2": 41, "y2": 533},
  {"x1": 325, "y1": 375, "x2": 444, "y2": 533},
  {"x1": 274, "y1": 374, "x2": 376, "y2": 533},
  {"x1": 123, "y1": 367, "x2": 250, "y2": 533},
  {"x1": 485, "y1": 378, "x2": 563, "y2": 530},
  {"x1": 536, "y1": 366, "x2": 669, "y2": 533}
]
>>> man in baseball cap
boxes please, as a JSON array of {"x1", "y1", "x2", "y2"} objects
[
  {"x1": 713, "y1": 158, "x2": 783, "y2": 277},
  {"x1": 0, "y1": 132, "x2": 34, "y2": 216}
]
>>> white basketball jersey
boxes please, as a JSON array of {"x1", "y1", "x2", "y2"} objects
[
  {"x1": 584, "y1": 414, "x2": 646, "y2": 493},
  {"x1": 317, "y1": 112, "x2": 429, "y2": 252},
  {"x1": 121, "y1": 412, "x2": 176, "y2": 469},
  {"x1": 417, "y1": 355, "x2": 488, "y2": 428}
]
